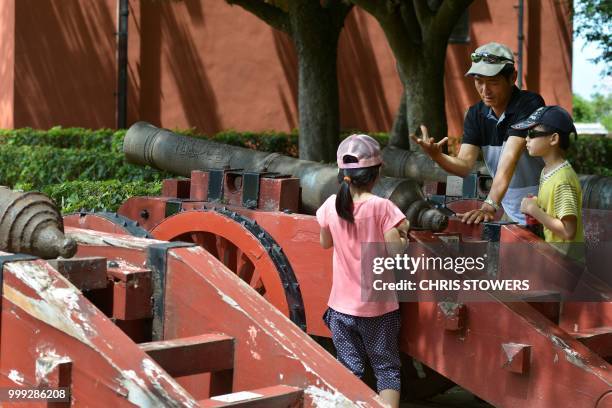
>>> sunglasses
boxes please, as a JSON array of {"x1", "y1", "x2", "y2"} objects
[
  {"x1": 527, "y1": 129, "x2": 554, "y2": 138},
  {"x1": 471, "y1": 52, "x2": 514, "y2": 64}
]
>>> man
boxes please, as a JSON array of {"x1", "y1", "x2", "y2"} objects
[{"x1": 413, "y1": 42, "x2": 545, "y2": 224}]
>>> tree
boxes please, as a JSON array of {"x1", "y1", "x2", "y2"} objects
[
  {"x1": 226, "y1": 0, "x2": 353, "y2": 162},
  {"x1": 574, "y1": 0, "x2": 612, "y2": 77},
  {"x1": 573, "y1": 93, "x2": 612, "y2": 131},
  {"x1": 350, "y1": 0, "x2": 473, "y2": 147},
  {"x1": 573, "y1": 94, "x2": 596, "y2": 122}
]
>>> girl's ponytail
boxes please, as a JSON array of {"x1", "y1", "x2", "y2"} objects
[{"x1": 336, "y1": 173, "x2": 354, "y2": 223}]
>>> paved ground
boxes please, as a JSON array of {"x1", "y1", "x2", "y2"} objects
[{"x1": 401, "y1": 386, "x2": 495, "y2": 408}]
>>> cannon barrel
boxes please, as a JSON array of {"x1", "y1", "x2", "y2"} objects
[
  {"x1": 579, "y1": 175, "x2": 611, "y2": 210},
  {"x1": 0, "y1": 187, "x2": 77, "y2": 259},
  {"x1": 381, "y1": 146, "x2": 448, "y2": 182},
  {"x1": 124, "y1": 122, "x2": 448, "y2": 231}
]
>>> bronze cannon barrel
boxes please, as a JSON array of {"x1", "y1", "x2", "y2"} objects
[
  {"x1": 579, "y1": 175, "x2": 612, "y2": 210},
  {"x1": 381, "y1": 146, "x2": 448, "y2": 182},
  {"x1": 124, "y1": 122, "x2": 448, "y2": 231},
  {"x1": 0, "y1": 187, "x2": 77, "y2": 259}
]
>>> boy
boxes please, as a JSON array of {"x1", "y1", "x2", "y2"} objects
[{"x1": 511, "y1": 106, "x2": 584, "y2": 260}]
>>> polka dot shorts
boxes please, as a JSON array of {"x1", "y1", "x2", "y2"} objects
[{"x1": 323, "y1": 308, "x2": 401, "y2": 392}]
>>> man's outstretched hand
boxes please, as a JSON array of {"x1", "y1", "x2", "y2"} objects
[{"x1": 410, "y1": 125, "x2": 448, "y2": 159}]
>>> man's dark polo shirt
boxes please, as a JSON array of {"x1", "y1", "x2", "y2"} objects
[{"x1": 462, "y1": 86, "x2": 545, "y2": 223}]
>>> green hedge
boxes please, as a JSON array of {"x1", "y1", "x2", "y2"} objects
[
  {"x1": 0, "y1": 127, "x2": 125, "y2": 153},
  {"x1": 0, "y1": 127, "x2": 609, "y2": 214},
  {"x1": 566, "y1": 135, "x2": 612, "y2": 176},
  {"x1": 0, "y1": 127, "x2": 391, "y2": 160},
  {"x1": 209, "y1": 130, "x2": 299, "y2": 157},
  {"x1": 35, "y1": 179, "x2": 162, "y2": 214},
  {"x1": 0, "y1": 145, "x2": 169, "y2": 189}
]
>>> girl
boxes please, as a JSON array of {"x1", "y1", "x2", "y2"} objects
[{"x1": 316, "y1": 134, "x2": 408, "y2": 408}]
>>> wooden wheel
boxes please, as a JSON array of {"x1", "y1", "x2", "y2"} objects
[{"x1": 150, "y1": 209, "x2": 306, "y2": 330}]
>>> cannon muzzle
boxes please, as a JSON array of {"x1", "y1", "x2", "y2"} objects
[{"x1": 0, "y1": 187, "x2": 77, "y2": 259}]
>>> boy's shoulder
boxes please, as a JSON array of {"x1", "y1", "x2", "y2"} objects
[
  {"x1": 541, "y1": 161, "x2": 579, "y2": 186},
  {"x1": 553, "y1": 163, "x2": 579, "y2": 185}
]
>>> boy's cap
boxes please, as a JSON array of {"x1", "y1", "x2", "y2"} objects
[
  {"x1": 465, "y1": 42, "x2": 514, "y2": 77},
  {"x1": 337, "y1": 134, "x2": 382, "y2": 169},
  {"x1": 511, "y1": 105, "x2": 577, "y2": 135}
]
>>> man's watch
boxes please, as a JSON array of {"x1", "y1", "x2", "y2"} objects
[{"x1": 483, "y1": 197, "x2": 500, "y2": 212}]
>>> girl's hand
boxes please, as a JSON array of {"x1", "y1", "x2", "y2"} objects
[
  {"x1": 520, "y1": 196, "x2": 538, "y2": 215},
  {"x1": 397, "y1": 219, "x2": 410, "y2": 239}
]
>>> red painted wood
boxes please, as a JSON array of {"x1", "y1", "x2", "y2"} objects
[{"x1": 198, "y1": 385, "x2": 303, "y2": 407}]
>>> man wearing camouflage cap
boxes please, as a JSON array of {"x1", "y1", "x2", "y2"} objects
[{"x1": 413, "y1": 42, "x2": 545, "y2": 225}]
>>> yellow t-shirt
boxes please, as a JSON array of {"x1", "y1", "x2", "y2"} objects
[{"x1": 536, "y1": 161, "x2": 584, "y2": 258}]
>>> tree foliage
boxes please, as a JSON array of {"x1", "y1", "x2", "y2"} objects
[
  {"x1": 574, "y1": 0, "x2": 612, "y2": 76},
  {"x1": 573, "y1": 93, "x2": 612, "y2": 131}
]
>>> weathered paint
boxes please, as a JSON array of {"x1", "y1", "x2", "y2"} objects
[
  {"x1": 59, "y1": 182, "x2": 612, "y2": 407},
  {"x1": 141, "y1": 358, "x2": 199, "y2": 408},
  {"x1": 8, "y1": 369, "x2": 24, "y2": 385},
  {"x1": 2, "y1": 257, "x2": 201, "y2": 407},
  {"x1": 35, "y1": 351, "x2": 71, "y2": 384}
]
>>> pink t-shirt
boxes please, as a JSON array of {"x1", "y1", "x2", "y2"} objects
[{"x1": 316, "y1": 194, "x2": 406, "y2": 317}]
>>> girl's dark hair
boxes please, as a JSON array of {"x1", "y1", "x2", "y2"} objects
[{"x1": 335, "y1": 156, "x2": 380, "y2": 223}]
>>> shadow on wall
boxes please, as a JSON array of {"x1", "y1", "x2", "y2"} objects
[
  {"x1": 160, "y1": 0, "x2": 221, "y2": 134},
  {"x1": 272, "y1": 30, "x2": 298, "y2": 130},
  {"x1": 445, "y1": 42, "x2": 475, "y2": 138},
  {"x1": 551, "y1": 0, "x2": 572, "y2": 104},
  {"x1": 136, "y1": 0, "x2": 162, "y2": 126},
  {"x1": 14, "y1": 0, "x2": 117, "y2": 128},
  {"x1": 444, "y1": 1, "x2": 491, "y2": 138},
  {"x1": 526, "y1": 0, "x2": 541, "y2": 95},
  {"x1": 338, "y1": 8, "x2": 393, "y2": 132}
]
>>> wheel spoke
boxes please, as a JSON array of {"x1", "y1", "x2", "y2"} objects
[
  {"x1": 192, "y1": 232, "x2": 218, "y2": 258},
  {"x1": 216, "y1": 236, "x2": 237, "y2": 270},
  {"x1": 236, "y1": 250, "x2": 254, "y2": 281},
  {"x1": 178, "y1": 227, "x2": 269, "y2": 298},
  {"x1": 151, "y1": 211, "x2": 301, "y2": 324},
  {"x1": 249, "y1": 267, "x2": 264, "y2": 295}
]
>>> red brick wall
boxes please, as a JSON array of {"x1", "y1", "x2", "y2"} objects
[
  {"x1": 0, "y1": 0, "x2": 15, "y2": 128},
  {"x1": 0, "y1": 0, "x2": 572, "y2": 140}
]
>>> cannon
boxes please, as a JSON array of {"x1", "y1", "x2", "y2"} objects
[
  {"x1": 63, "y1": 170, "x2": 612, "y2": 407},
  {"x1": 381, "y1": 145, "x2": 449, "y2": 182},
  {"x1": 123, "y1": 122, "x2": 448, "y2": 231},
  {"x1": 1, "y1": 209, "x2": 387, "y2": 407},
  {"x1": 0, "y1": 186, "x2": 76, "y2": 258},
  {"x1": 579, "y1": 174, "x2": 612, "y2": 210}
]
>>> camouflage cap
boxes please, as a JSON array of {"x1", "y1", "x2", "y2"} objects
[{"x1": 466, "y1": 42, "x2": 515, "y2": 77}]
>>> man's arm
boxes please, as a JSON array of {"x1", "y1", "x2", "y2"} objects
[
  {"x1": 462, "y1": 136, "x2": 525, "y2": 224},
  {"x1": 411, "y1": 125, "x2": 479, "y2": 178},
  {"x1": 486, "y1": 136, "x2": 525, "y2": 208}
]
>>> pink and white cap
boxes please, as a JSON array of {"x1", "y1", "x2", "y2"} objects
[{"x1": 336, "y1": 134, "x2": 382, "y2": 169}]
